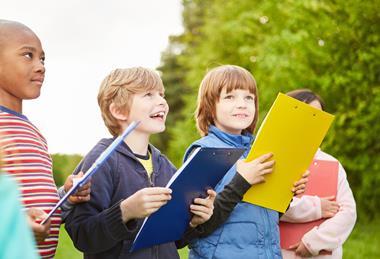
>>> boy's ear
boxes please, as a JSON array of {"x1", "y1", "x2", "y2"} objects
[{"x1": 109, "y1": 103, "x2": 128, "y2": 121}]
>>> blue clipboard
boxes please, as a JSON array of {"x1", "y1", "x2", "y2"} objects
[
  {"x1": 41, "y1": 121, "x2": 140, "y2": 225},
  {"x1": 130, "y1": 147, "x2": 244, "y2": 252}
]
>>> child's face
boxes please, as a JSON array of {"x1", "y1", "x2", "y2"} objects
[
  {"x1": 214, "y1": 87, "x2": 256, "y2": 135},
  {"x1": 126, "y1": 89, "x2": 168, "y2": 135},
  {"x1": 0, "y1": 28, "x2": 45, "y2": 104}
]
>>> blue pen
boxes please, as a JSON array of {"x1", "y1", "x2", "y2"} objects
[{"x1": 41, "y1": 121, "x2": 140, "y2": 225}]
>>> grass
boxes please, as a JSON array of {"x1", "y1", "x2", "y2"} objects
[
  {"x1": 55, "y1": 225, "x2": 82, "y2": 259},
  {"x1": 55, "y1": 225, "x2": 189, "y2": 259},
  {"x1": 343, "y1": 219, "x2": 380, "y2": 259},
  {"x1": 56, "y1": 221, "x2": 380, "y2": 259}
]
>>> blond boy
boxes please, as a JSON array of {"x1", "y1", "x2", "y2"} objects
[{"x1": 65, "y1": 67, "x2": 215, "y2": 259}]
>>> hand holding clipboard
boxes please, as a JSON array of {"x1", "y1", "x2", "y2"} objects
[{"x1": 41, "y1": 121, "x2": 140, "y2": 225}]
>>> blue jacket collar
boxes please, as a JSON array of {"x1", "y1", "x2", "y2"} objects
[
  {"x1": 0, "y1": 105, "x2": 28, "y2": 120},
  {"x1": 208, "y1": 125, "x2": 254, "y2": 149}
]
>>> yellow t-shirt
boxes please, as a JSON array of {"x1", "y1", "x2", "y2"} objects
[{"x1": 136, "y1": 152, "x2": 153, "y2": 178}]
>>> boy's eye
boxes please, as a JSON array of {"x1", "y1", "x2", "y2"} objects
[
  {"x1": 144, "y1": 92, "x2": 153, "y2": 97},
  {"x1": 23, "y1": 52, "x2": 33, "y2": 59},
  {"x1": 40, "y1": 56, "x2": 45, "y2": 64},
  {"x1": 245, "y1": 95, "x2": 254, "y2": 101},
  {"x1": 224, "y1": 95, "x2": 233, "y2": 99},
  {"x1": 159, "y1": 92, "x2": 165, "y2": 98}
]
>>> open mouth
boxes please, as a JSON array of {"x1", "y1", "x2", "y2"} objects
[{"x1": 150, "y1": 111, "x2": 165, "y2": 120}]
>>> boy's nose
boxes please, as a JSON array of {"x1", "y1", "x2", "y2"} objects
[
  {"x1": 34, "y1": 61, "x2": 46, "y2": 74},
  {"x1": 157, "y1": 95, "x2": 167, "y2": 105},
  {"x1": 157, "y1": 96, "x2": 169, "y2": 111}
]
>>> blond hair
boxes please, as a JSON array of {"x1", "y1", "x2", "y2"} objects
[
  {"x1": 98, "y1": 67, "x2": 164, "y2": 136},
  {"x1": 196, "y1": 65, "x2": 259, "y2": 136}
]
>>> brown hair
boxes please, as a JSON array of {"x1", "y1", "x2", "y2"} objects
[
  {"x1": 286, "y1": 89, "x2": 325, "y2": 110},
  {"x1": 97, "y1": 67, "x2": 164, "y2": 136},
  {"x1": 196, "y1": 65, "x2": 258, "y2": 136}
]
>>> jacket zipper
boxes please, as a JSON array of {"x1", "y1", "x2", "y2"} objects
[
  {"x1": 263, "y1": 209, "x2": 271, "y2": 259},
  {"x1": 148, "y1": 170, "x2": 155, "y2": 187}
]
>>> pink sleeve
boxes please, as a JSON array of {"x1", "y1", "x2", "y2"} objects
[
  {"x1": 280, "y1": 195, "x2": 322, "y2": 223},
  {"x1": 301, "y1": 163, "x2": 357, "y2": 256}
]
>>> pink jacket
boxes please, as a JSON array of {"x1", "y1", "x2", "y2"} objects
[{"x1": 280, "y1": 150, "x2": 357, "y2": 258}]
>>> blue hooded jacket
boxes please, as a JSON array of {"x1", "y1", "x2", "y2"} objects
[{"x1": 184, "y1": 126, "x2": 281, "y2": 259}]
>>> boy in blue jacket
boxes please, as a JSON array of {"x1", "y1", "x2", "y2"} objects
[{"x1": 65, "y1": 67, "x2": 215, "y2": 259}]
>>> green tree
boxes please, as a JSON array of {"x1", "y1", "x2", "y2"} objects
[
  {"x1": 151, "y1": 36, "x2": 191, "y2": 153},
  {"x1": 154, "y1": 0, "x2": 212, "y2": 166}
]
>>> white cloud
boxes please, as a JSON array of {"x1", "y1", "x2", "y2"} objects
[{"x1": 1, "y1": 0, "x2": 183, "y2": 154}]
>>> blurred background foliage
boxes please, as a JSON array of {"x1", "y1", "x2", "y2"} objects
[{"x1": 52, "y1": 154, "x2": 83, "y2": 187}]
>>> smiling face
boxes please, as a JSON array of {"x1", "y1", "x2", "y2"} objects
[
  {"x1": 214, "y1": 87, "x2": 256, "y2": 135},
  {"x1": 98, "y1": 67, "x2": 168, "y2": 137},
  {"x1": 195, "y1": 65, "x2": 259, "y2": 136},
  {"x1": 0, "y1": 22, "x2": 45, "y2": 111},
  {"x1": 126, "y1": 89, "x2": 169, "y2": 135}
]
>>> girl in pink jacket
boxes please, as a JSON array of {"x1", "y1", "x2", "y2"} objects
[{"x1": 280, "y1": 89, "x2": 357, "y2": 258}]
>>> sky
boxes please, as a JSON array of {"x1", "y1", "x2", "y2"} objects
[{"x1": 1, "y1": 0, "x2": 183, "y2": 154}]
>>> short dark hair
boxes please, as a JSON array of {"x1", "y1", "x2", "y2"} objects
[{"x1": 286, "y1": 89, "x2": 325, "y2": 110}]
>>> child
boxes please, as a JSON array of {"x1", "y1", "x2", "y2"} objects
[
  {"x1": 64, "y1": 67, "x2": 217, "y2": 258},
  {"x1": 183, "y1": 65, "x2": 308, "y2": 259},
  {"x1": 280, "y1": 89, "x2": 357, "y2": 258},
  {"x1": 0, "y1": 19, "x2": 90, "y2": 258}
]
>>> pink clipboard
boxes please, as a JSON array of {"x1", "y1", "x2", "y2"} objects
[{"x1": 280, "y1": 159, "x2": 339, "y2": 254}]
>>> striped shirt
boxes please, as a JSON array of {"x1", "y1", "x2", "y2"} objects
[{"x1": 0, "y1": 105, "x2": 61, "y2": 259}]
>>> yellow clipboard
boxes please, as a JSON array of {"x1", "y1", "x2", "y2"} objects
[{"x1": 242, "y1": 93, "x2": 335, "y2": 212}]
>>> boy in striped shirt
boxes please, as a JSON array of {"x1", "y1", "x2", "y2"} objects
[{"x1": 0, "y1": 19, "x2": 90, "y2": 258}]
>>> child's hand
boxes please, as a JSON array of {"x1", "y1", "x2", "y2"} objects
[
  {"x1": 120, "y1": 187, "x2": 172, "y2": 222},
  {"x1": 292, "y1": 170, "x2": 309, "y2": 195},
  {"x1": 26, "y1": 208, "x2": 50, "y2": 242},
  {"x1": 64, "y1": 172, "x2": 92, "y2": 204},
  {"x1": 189, "y1": 189, "x2": 216, "y2": 228},
  {"x1": 289, "y1": 241, "x2": 313, "y2": 257},
  {"x1": 237, "y1": 153, "x2": 274, "y2": 185},
  {"x1": 320, "y1": 196, "x2": 340, "y2": 218}
]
